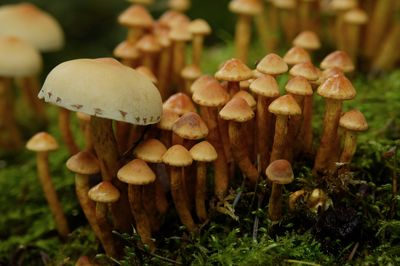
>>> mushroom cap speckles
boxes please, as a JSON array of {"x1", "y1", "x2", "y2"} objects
[
  {"x1": 317, "y1": 74, "x2": 356, "y2": 100},
  {"x1": 162, "y1": 145, "x2": 193, "y2": 167},
  {"x1": 215, "y1": 58, "x2": 253, "y2": 82},
  {"x1": 190, "y1": 141, "x2": 218, "y2": 162},
  {"x1": 265, "y1": 159, "x2": 294, "y2": 184},
  {"x1": 219, "y1": 97, "x2": 254, "y2": 122},
  {"x1": 249, "y1": 75, "x2": 280, "y2": 98},
  {"x1": 88, "y1": 181, "x2": 120, "y2": 203},
  {"x1": 39, "y1": 58, "x2": 162, "y2": 125},
  {"x1": 339, "y1": 109, "x2": 368, "y2": 131},
  {"x1": 232, "y1": 90, "x2": 257, "y2": 109},
  {"x1": 66, "y1": 151, "x2": 100, "y2": 175},
  {"x1": 268, "y1": 94, "x2": 302, "y2": 116},
  {"x1": 134, "y1": 139, "x2": 167, "y2": 163},
  {"x1": 172, "y1": 112, "x2": 209, "y2": 140},
  {"x1": 26, "y1": 132, "x2": 58, "y2": 152},
  {"x1": 257, "y1": 53, "x2": 288, "y2": 75},
  {"x1": 163, "y1": 92, "x2": 196, "y2": 115},
  {"x1": 320, "y1": 51, "x2": 354, "y2": 73},
  {"x1": 117, "y1": 159, "x2": 156, "y2": 185}
]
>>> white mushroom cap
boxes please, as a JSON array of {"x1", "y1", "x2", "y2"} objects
[
  {"x1": 0, "y1": 3, "x2": 64, "y2": 52},
  {"x1": 39, "y1": 58, "x2": 162, "y2": 125},
  {"x1": 0, "y1": 37, "x2": 42, "y2": 77}
]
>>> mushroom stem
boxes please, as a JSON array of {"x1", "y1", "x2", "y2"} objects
[
  {"x1": 155, "y1": 177, "x2": 169, "y2": 215},
  {"x1": 36, "y1": 152, "x2": 70, "y2": 238},
  {"x1": 234, "y1": 15, "x2": 252, "y2": 63},
  {"x1": 284, "y1": 95, "x2": 305, "y2": 161},
  {"x1": 115, "y1": 121, "x2": 131, "y2": 154},
  {"x1": 299, "y1": 95, "x2": 313, "y2": 154},
  {"x1": 372, "y1": 22, "x2": 400, "y2": 71},
  {"x1": 270, "y1": 115, "x2": 289, "y2": 163},
  {"x1": 335, "y1": 11, "x2": 347, "y2": 50},
  {"x1": 298, "y1": 0, "x2": 315, "y2": 31},
  {"x1": 229, "y1": 121, "x2": 258, "y2": 184},
  {"x1": 314, "y1": 99, "x2": 342, "y2": 174},
  {"x1": 195, "y1": 161, "x2": 208, "y2": 221},
  {"x1": 170, "y1": 166, "x2": 196, "y2": 231},
  {"x1": 345, "y1": 22, "x2": 362, "y2": 64},
  {"x1": 157, "y1": 47, "x2": 172, "y2": 100},
  {"x1": 141, "y1": 53, "x2": 156, "y2": 72},
  {"x1": 128, "y1": 185, "x2": 155, "y2": 250},
  {"x1": 77, "y1": 115, "x2": 93, "y2": 152},
  {"x1": 19, "y1": 76, "x2": 47, "y2": 124},
  {"x1": 256, "y1": 96, "x2": 274, "y2": 170},
  {"x1": 228, "y1": 81, "x2": 240, "y2": 97},
  {"x1": 279, "y1": 8, "x2": 298, "y2": 42},
  {"x1": 339, "y1": 130, "x2": 358, "y2": 163},
  {"x1": 172, "y1": 41, "x2": 186, "y2": 87},
  {"x1": 142, "y1": 182, "x2": 161, "y2": 232},
  {"x1": 95, "y1": 203, "x2": 118, "y2": 257},
  {"x1": 255, "y1": 10, "x2": 271, "y2": 52},
  {"x1": 192, "y1": 34, "x2": 204, "y2": 67},
  {"x1": 128, "y1": 27, "x2": 145, "y2": 44},
  {"x1": 59, "y1": 108, "x2": 79, "y2": 155},
  {"x1": 268, "y1": 183, "x2": 283, "y2": 221}
]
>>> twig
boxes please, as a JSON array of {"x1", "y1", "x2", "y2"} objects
[
  {"x1": 347, "y1": 242, "x2": 359, "y2": 261},
  {"x1": 284, "y1": 259, "x2": 321, "y2": 266}
]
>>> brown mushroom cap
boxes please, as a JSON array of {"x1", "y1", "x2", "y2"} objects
[
  {"x1": 39, "y1": 58, "x2": 162, "y2": 125},
  {"x1": 161, "y1": 11, "x2": 190, "y2": 30},
  {"x1": 219, "y1": 97, "x2": 254, "y2": 122},
  {"x1": 169, "y1": 0, "x2": 191, "y2": 12},
  {"x1": 189, "y1": 141, "x2": 218, "y2": 162},
  {"x1": 188, "y1": 19, "x2": 212, "y2": 35},
  {"x1": 317, "y1": 74, "x2": 356, "y2": 100},
  {"x1": 157, "y1": 107, "x2": 180, "y2": 130},
  {"x1": 232, "y1": 90, "x2": 257, "y2": 109},
  {"x1": 113, "y1": 41, "x2": 140, "y2": 60},
  {"x1": 268, "y1": 94, "x2": 302, "y2": 116},
  {"x1": 0, "y1": 37, "x2": 42, "y2": 77},
  {"x1": 289, "y1": 62, "x2": 319, "y2": 81},
  {"x1": 88, "y1": 181, "x2": 120, "y2": 203},
  {"x1": 229, "y1": 0, "x2": 263, "y2": 15},
  {"x1": 249, "y1": 75, "x2": 280, "y2": 97},
  {"x1": 169, "y1": 25, "x2": 191, "y2": 42},
  {"x1": 344, "y1": 8, "x2": 368, "y2": 25},
  {"x1": 322, "y1": 67, "x2": 344, "y2": 81},
  {"x1": 339, "y1": 109, "x2": 368, "y2": 131},
  {"x1": 181, "y1": 64, "x2": 202, "y2": 81},
  {"x1": 153, "y1": 22, "x2": 171, "y2": 48},
  {"x1": 163, "y1": 92, "x2": 196, "y2": 115},
  {"x1": 265, "y1": 159, "x2": 294, "y2": 184},
  {"x1": 292, "y1": 31, "x2": 321, "y2": 51},
  {"x1": 136, "y1": 34, "x2": 161, "y2": 53},
  {"x1": 117, "y1": 159, "x2": 156, "y2": 185},
  {"x1": 192, "y1": 77, "x2": 229, "y2": 107},
  {"x1": 134, "y1": 139, "x2": 167, "y2": 163},
  {"x1": 26, "y1": 132, "x2": 58, "y2": 152},
  {"x1": 257, "y1": 53, "x2": 288, "y2": 75},
  {"x1": 273, "y1": 0, "x2": 296, "y2": 9},
  {"x1": 172, "y1": 112, "x2": 209, "y2": 140},
  {"x1": 320, "y1": 51, "x2": 354, "y2": 73},
  {"x1": 118, "y1": 5, "x2": 154, "y2": 28},
  {"x1": 284, "y1": 46, "x2": 311, "y2": 65},
  {"x1": 330, "y1": 0, "x2": 357, "y2": 11},
  {"x1": 66, "y1": 151, "x2": 100, "y2": 175},
  {"x1": 285, "y1": 76, "x2": 313, "y2": 96},
  {"x1": 215, "y1": 58, "x2": 253, "y2": 82},
  {"x1": 162, "y1": 144, "x2": 193, "y2": 167},
  {"x1": 0, "y1": 3, "x2": 64, "y2": 52}
]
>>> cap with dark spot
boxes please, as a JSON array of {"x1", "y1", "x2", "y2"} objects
[{"x1": 265, "y1": 159, "x2": 294, "y2": 184}]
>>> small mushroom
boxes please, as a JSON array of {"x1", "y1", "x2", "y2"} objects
[
  {"x1": 266, "y1": 159, "x2": 294, "y2": 221},
  {"x1": 293, "y1": 31, "x2": 321, "y2": 54},
  {"x1": 113, "y1": 40, "x2": 140, "y2": 68},
  {"x1": 181, "y1": 64, "x2": 202, "y2": 95},
  {"x1": 188, "y1": 19, "x2": 211, "y2": 67},
  {"x1": 343, "y1": 8, "x2": 368, "y2": 63},
  {"x1": 136, "y1": 34, "x2": 161, "y2": 71},
  {"x1": 215, "y1": 58, "x2": 253, "y2": 96},
  {"x1": 118, "y1": 5, "x2": 154, "y2": 43},
  {"x1": 256, "y1": 53, "x2": 288, "y2": 76},
  {"x1": 288, "y1": 189, "x2": 306, "y2": 210},
  {"x1": 168, "y1": 0, "x2": 191, "y2": 13},
  {"x1": 283, "y1": 46, "x2": 311, "y2": 67},
  {"x1": 330, "y1": 0, "x2": 357, "y2": 50},
  {"x1": 169, "y1": 24, "x2": 192, "y2": 87},
  {"x1": 273, "y1": 0, "x2": 298, "y2": 42},
  {"x1": 26, "y1": 132, "x2": 70, "y2": 238},
  {"x1": 320, "y1": 50, "x2": 355, "y2": 73},
  {"x1": 298, "y1": 0, "x2": 318, "y2": 31},
  {"x1": 307, "y1": 188, "x2": 331, "y2": 213}
]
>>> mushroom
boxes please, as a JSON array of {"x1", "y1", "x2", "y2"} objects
[
  {"x1": 26, "y1": 132, "x2": 70, "y2": 238},
  {"x1": 338, "y1": 109, "x2": 368, "y2": 164},
  {"x1": 268, "y1": 95, "x2": 302, "y2": 163},
  {"x1": 156, "y1": 107, "x2": 180, "y2": 147},
  {"x1": 66, "y1": 151, "x2": 103, "y2": 245},
  {"x1": 228, "y1": 0, "x2": 263, "y2": 63},
  {"x1": 372, "y1": 21, "x2": 400, "y2": 71},
  {"x1": 343, "y1": 8, "x2": 368, "y2": 63},
  {"x1": 0, "y1": 37, "x2": 42, "y2": 149},
  {"x1": 88, "y1": 181, "x2": 120, "y2": 257},
  {"x1": 39, "y1": 58, "x2": 162, "y2": 232},
  {"x1": 118, "y1": 5, "x2": 154, "y2": 44},
  {"x1": 283, "y1": 46, "x2": 311, "y2": 67},
  {"x1": 330, "y1": 0, "x2": 357, "y2": 50},
  {"x1": 265, "y1": 159, "x2": 294, "y2": 221},
  {"x1": 117, "y1": 159, "x2": 156, "y2": 250},
  {"x1": 313, "y1": 74, "x2": 356, "y2": 175},
  {"x1": 181, "y1": 64, "x2": 202, "y2": 95},
  {"x1": 169, "y1": 24, "x2": 192, "y2": 87},
  {"x1": 189, "y1": 141, "x2": 218, "y2": 221},
  {"x1": 136, "y1": 34, "x2": 161, "y2": 71},
  {"x1": 256, "y1": 53, "x2": 289, "y2": 76},
  {"x1": 298, "y1": 0, "x2": 318, "y2": 31},
  {"x1": 162, "y1": 145, "x2": 197, "y2": 232},
  {"x1": 288, "y1": 189, "x2": 306, "y2": 210},
  {"x1": 163, "y1": 92, "x2": 197, "y2": 116},
  {"x1": 188, "y1": 19, "x2": 212, "y2": 67},
  {"x1": 320, "y1": 50, "x2": 355, "y2": 73},
  {"x1": 273, "y1": 0, "x2": 298, "y2": 42},
  {"x1": 307, "y1": 188, "x2": 331, "y2": 213},
  {"x1": 168, "y1": 0, "x2": 191, "y2": 13},
  {"x1": 76, "y1": 112, "x2": 93, "y2": 152},
  {"x1": 215, "y1": 58, "x2": 253, "y2": 96},
  {"x1": 171, "y1": 112, "x2": 209, "y2": 148},
  {"x1": 113, "y1": 40, "x2": 140, "y2": 68},
  {"x1": 293, "y1": 31, "x2": 321, "y2": 54}
]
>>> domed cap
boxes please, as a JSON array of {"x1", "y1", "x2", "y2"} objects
[
  {"x1": 0, "y1": 37, "x2": 42, "y2": 77},
  {"x1": 265, "y1": 159, "x2": 294, "y2": 184},
  {"x1": 135, "y1": 66, "x2": 158, "y2": 85},
  {"x1": 169, "y1": 0, "x2": 191, "y2": 12},
  {"x1": 191, "y1": 75, "x2": 216, "y2": 94},
  {"x1": 163, "y1": 92, "x2": 196, "y2": 115},
  {"x1": 88, "y1": 181, "x2": 120, "y2": 203},
  {"x1": 172, "y1": 112, "x2": 209, "y2": 140},
  {"x1": 285, "y1": 76, "x2": 313, "y2": 96},
  {"x1": 26, "y1": 132, "x2": 58, "y2": 152},
  {"x1": 127, "y1": 0, "x2": 154, "y2": 5},
  {"x1": 229, "y1": 0, "x2": 263, "y2": 15},
  {"x1": 268, "y1": 94, "x2": 302, "y2": 116},
  {"x1": 257, "y1": 53, "x2": 288, "y2": 75},
  {"x1": 136, "y1": 34, "x2": 161, "y2": 53},
  {"x1": 283, "y1": 46, "x2": 311, "y2": 65},
  {"x1": 190, "y1": 141, "x2": 218, "y2": 162},
  {"x1": 330, "y1": 0, "x2": 357, "y2": 11},
  {"x1": 232, "y1": 90, "x2": 256, "y2": 109},
  {"x1": 339, "y1": 109, "x2": 368, "y2": 131},
  {"x1": 192, "y1": 77, "x2": 229, "y2": 107},
  {"x1": 215, "y1": 58, "x2": 253, "y2": 82},
  {"x1": 292, "y1": 31, "x2": 321, "y2": 51},
  {"x1": 66, "y1": 151, "x2": 100, "y2": 175},
  {"x1": 162, "y1": 145, "x2": 193, "y2": 167},
  {"x1": 160, "y1": 11, "x2": 190, "y2": 30},
  {"x1": 219, "y1": 97, "x2": 254, "y2": 122},
  {"x1": 118, "y1": 5, "x2": 153, "y2": 28},
  {"x1": 134, "y1": 139, "x2": 167, "y2": 163},
  {"x1": 249, "y1": 75, "x2": 280, "y2": 97},
  {"x1": 169, "y1": 25, "x2": 191, "y2": 42},
  {"x1": 39, "y1": 58, "x2": 162, "y2": 125},
  {"x1": 320, "y1": 51, "x2": 354, "y2": 73},
  {"x1": 181, "y1": 64, "x2": 202, "y2": 81},
  {"x1": 113, "y1": 41, "x2": 139, "y2": 60},
  {"x1": 317, "y1": 74, "x2": 356, "y2": 100},
  {"x1": 289, "y1": 62, "x2": 319, "y2": 81},
  {"x1": 152, "y1": 22, "x2": 171, "y2": 47},
  {"x1": 273, "y1": 0, "x2": 296, "y2": 9},
  {"x1": 117, "y1": 159, "x2": 156, "y2": 185},
  {"x1": 344, "y1": 8, "x2": 368, "y2": 24},
  {"x1": 188, "y1": 19, "x2": 211, "y2": 35},
  {"x1": 322, "y1": 67, "x2": 343, "y2": 81},
  {"x1": 0, "y1": 3, "x2": 64, "y2": 52},
  {"x1": 157, "y1": 107, "x2": 180, "y2": 130}
]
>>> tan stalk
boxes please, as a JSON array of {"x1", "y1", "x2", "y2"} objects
[
  {"x1": 59, "y1": 108, "x2": 79, "y2": 155},
  {"x1": 372, "y1": 21, "x2": 400, "y2": 71},
  {"x1": 19, "y1": 76, "x2": 47, "y2": 124}
]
